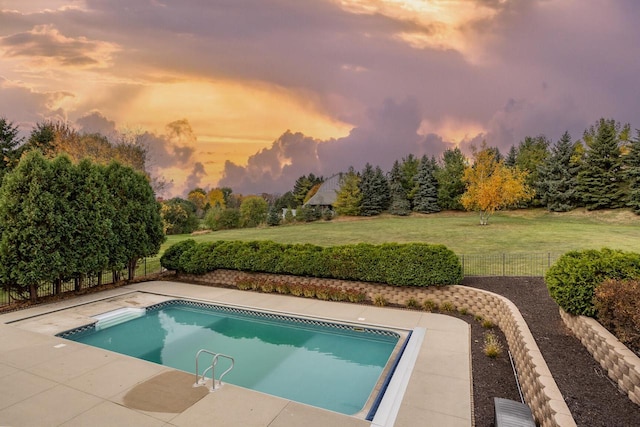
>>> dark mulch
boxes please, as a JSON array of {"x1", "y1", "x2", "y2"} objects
[{"x1": 462, "y1": 276, "x2": 640, "y2": 427}]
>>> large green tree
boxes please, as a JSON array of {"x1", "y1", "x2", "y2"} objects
[
  {"x1": 104, "y1": 162, "x2": 165, "y2": 280},
  {"x1": 537, "y1": 131, "x2": 581, "y2": 212},
  {"x1": 400, "y1": 154, "x2": 420, "y2": 208},
  {"x1": 334, "y1": 167, "x2": 362, "y2": 216},
  {"x1": 514, "y1": 135, "x2": 550, "y2": 206},
  {"x1": 292, "y1": 174, "x2": 323, "y2": 207},
  {"x1": 577, "y1": 118, "x2": 629, "y2": 210},
  {"x1": 388, "y1": 160, "x2": 411, "y2": 215},
  {"x1": 625, "y1": 129, "x2": 640, "y2": 213},
  {"x1": 413, "y1": 155, "x2": 440, "y2": 213},
  {"x1": 0, "y1": 117, "x2": 23, "y2": 180},
  {"x1": 239, "y1": 196, "x2": 269, "y2": 227},
  {"x1": 435, "y1": 147, "x2": 466, "y2": 210},
  {"x1": 359, "y1": 163, "x2": 389, "y2": 216}
]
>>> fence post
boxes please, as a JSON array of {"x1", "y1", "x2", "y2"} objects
[{"x1": 502, "y1": 253, "x2": 505, "y2": 276}]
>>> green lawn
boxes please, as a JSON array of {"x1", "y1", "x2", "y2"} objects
[{"x1": 160, "y1": 208, "x2": 640, "y2": 255}]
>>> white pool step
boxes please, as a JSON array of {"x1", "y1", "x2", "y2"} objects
[{"x1": 93, "y1": 307, "x2": 146, "y2": 330}]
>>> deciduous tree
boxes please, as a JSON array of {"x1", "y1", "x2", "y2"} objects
[
  {"x1": 435, "y1": 148, "x2": 466, "y2": 210},
  {"x1": 461, "y1": 143, "x2": 533, "y2": 225},
  {"x1": 240, "y1": 196, "x2": 268, "y2": 227}
]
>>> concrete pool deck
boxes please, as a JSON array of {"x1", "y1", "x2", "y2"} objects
[{"x1": 0, "y1": 281, "x2": 472, "y2": 427}]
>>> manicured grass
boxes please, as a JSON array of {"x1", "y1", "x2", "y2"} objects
[{"x1": 159, "y1": 209, "x2": 640, "y2": 255}]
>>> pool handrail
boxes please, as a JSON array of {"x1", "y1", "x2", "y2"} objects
[{"x1": 194, "y1": 349, "x2": 235, "y2": 391}]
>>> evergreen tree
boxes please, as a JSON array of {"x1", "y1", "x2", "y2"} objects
[
  {"x1": 514, "y1": 135, "x2": 550, "y2": 206},
  {"x1": 0, "y1": 117, "x2": 23, "y2": 180},
  {"x1": 292, "y1": 173, "x2": 323, "y2": 207},
  {"x1": 413, "y1": 155, "x2": 441, "y2": 213},
  {"x1": 388, "y1": 160, "x2": 410, "y2": 215},
  {"x1": 505, "y1": 145, "x2": 518, "y2": 168},
  {"x1": 334, "y1": 167, "x2": 362, "y2": 216},
  {"x1": 435, "y1": 147, "x2": 466, "y2": 210},
  {"x1": 537, "y1": 131, "x2": 580, "y2": 212},
  {"x1": 577, "y1": 118, "x2": 628, "y2": 210},
  {"x1": 624, "y1": 129, "x2": 640, "y2": 213},
  {"x1": 400, "y1": 154, "x2": 420, "y2": 208},
  {"x1": 359, "y1": 163, "x2": 390, "y2": 216},
  {"x1": 266, "y1": 206, "x2": 282, "y2": 226}
]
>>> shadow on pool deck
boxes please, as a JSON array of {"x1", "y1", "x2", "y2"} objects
[{"x1": 0, "y1": 281, "x2": 472, "y2": 427}]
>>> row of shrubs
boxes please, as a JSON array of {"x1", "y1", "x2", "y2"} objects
[
  {"x1": 545, "y1": 248, "x2": 640, "y2": 350},
  {"x1": 235, "y1": 278, "x2": 366, "y2": 302},
  {"x1": 161, "y1": 240, "x2": 463, "y2": 287}
]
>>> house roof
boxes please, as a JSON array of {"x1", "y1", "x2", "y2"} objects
[{"x1": 304, "y1": 173, "x2": 341, "y2": 206}]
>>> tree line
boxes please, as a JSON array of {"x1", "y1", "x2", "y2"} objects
[
  {"x1": 158, "y1": 117, "x2": 640, "y2": 231},
  {"x1": 0, "y1": 118, "x2": 164, "y2": 301}
]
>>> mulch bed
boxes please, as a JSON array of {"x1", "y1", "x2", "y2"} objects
[{"x1": 462, "y1": 276, "x2": 640, "y2": 427}]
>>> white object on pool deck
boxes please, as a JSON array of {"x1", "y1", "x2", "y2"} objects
[
  {"x1": 93, "y1": 307, "x2": 146, "y2": 330},
  {"x1": 370, "y1": 327, "x2": 426, "y2": 427}
]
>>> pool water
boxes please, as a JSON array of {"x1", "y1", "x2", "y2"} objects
[{"x1": 59, "y1": 300, "x2": 400, "y2": 415}]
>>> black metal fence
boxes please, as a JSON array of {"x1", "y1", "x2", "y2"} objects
[
  {"x1": 460, "y1": 252, "x2": 562, "y2": 277},
  {"x1": 0, "y1": 257, "x2": 164, "y2": 309}
]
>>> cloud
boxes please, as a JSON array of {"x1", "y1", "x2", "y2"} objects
[
  {"x1": 0, "y1": 24, "x2": 119, "y2": 69},
  {"x1": 219, "y1": 98, "x2": 454, "y2": 194}
]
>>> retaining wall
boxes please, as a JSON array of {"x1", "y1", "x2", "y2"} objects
[
  {"x1": 177, "y1": 270, "x2": 576, "y2": 427},
  {"x1": 559, "y1": 310, "x2": 640, "y2": 407}
]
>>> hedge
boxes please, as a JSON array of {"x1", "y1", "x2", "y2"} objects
[
  {"x1": 545, "y1": 248, "x2": 640, "y2": 316},
  {"x1": 161, "y1": 239, "x2": 463, "y2": 287}
]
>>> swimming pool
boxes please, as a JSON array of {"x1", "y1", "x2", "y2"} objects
[{"x1": 58, "y1": 300, "x2": 402, "y2": 415}]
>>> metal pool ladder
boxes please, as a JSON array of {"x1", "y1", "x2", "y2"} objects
[{"x1": 194, "y1": 349, "x2": 235, "y2": 392}]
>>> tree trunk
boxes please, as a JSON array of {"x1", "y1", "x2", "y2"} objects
[
  {"x1": 97, "y1": 271, "x2": 102, "y2": 286},
  {"x1": 29, "y1": 283, "x2": 37, "y2": 303},
  {"x1": 127, "y1": 258, "x2": 138, "y2": 281},
  {"x1": 54, "y1": 278, "x2": 61, "y2": 295}
]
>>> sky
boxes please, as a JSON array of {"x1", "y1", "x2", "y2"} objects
[{"x1": 1, "y1": 0, "x2": 639, "y2": 197}]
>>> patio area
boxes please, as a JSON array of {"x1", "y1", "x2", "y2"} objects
[{"x1": 0, "y1": 280, "x2": 472, "y2": 427}]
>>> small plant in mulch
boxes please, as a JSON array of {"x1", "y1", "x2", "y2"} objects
[
  {"x1": 289, "y1": 283, "x2": 304, "y2": 297},
  {"x1": 235, "y1": 279, "x2": 253, "y2": 291},
  {"x1": 440, "y1": 300, "x2": 455, "y2": 312},
  {"x1": 458, "y1": 307, "x2": 469, "y2": 315},
  {"x1": 345, "y1": 289, "x2": 366, "y2": 303},
  {"x1": 259, "y1": 280, "x2": 275, "y2": 293},
  {"x1": 328, "y1": 287, "x2": 347, "y2": 302},
  {"x1": 373, "y1": 294, "x2": 387, "y2": 307},
  {"x1": 274, "y1": 282, "x2": 289, "y2": 294},
  {"x1": 406, "y1": 297, "x2": 420, "y2": 309},
  {"x1": 315, "y1": 286, "x2": 331, "y2": 300},
  {"x1": 302, "y1": 285, "x2": 317, "y2": 298},
  {"x1": 423, "y1": 299, "x2": 438, "y2": 312},
  {"x1": 481, "y1": 319, "x2": 495, "y2": 329},
  {"x1": 483, "y1": 331, "x2": 503, "y2": 358}
]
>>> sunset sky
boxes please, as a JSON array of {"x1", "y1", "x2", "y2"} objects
[{"x1": 1, "y1": 0, "x2": 639, "y2": 197}]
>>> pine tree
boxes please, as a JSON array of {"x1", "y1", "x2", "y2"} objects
[
  {"x1": 359, "y1": 163, "x2": 389, "y2": 216},
  {"x1": 515, "y1": 135, "x2": 550, "y2": 206},
  {"x1": 292, "y1": 174, "x2": 323, "y2": 207},
  {"x1": 505, "y1": 145, "x2": 518, "y2": 168},
  {"x1": 413, "y1": 155, "x2": 440, "y2": 213},
  {"x1": 400, "y1": 154, "x2": 420, "y2": 208},
  {"x1": 0, "y1": 117, "x2": 23, "y2": 179},
  {"x1": 435, "y1": 147, "x2": 466, "y2": 210},
  {"x1": 577, "y1": 118, "x2": 628, "y2": 210},
  {"x1": 537, "y1": 131, "x2": 580, "y2": 212},
  {"x1": 388, "y1": 160, "x2": 410, "y2": 215},
  {"x1": 334, "y1": 167, "x2": 362, "y2": 216},
  {"x1": 624, "y1": 129, "x2": 640, "y2": 213},
  {"x1": 266, "y1": 206, "x2": 282, "y2": 226}
]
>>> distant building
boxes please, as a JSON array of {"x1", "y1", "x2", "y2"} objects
[{"x1": 304, "y1": 173, "x2": 341, "y2": 210}]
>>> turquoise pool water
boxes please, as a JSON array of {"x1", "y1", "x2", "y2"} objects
[{"x1": 59, "y1": 300, "x2": 400, "y2": 415}]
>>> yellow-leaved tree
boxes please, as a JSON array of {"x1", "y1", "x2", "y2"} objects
[{"x1": 461, "y1": 143, "x2": 534, "y2": 225}]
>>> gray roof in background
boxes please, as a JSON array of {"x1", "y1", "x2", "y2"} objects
[{"x1": 304, "y1": 173, "x2": 341, "y2": 206}]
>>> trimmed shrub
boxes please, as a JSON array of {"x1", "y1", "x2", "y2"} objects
[
  {"x1": 545, "y1": 248, "x2": 640, "y2": 316},
  {"x1": 594, "y1": 279, "x2": 640, "y2": 350},
  {"x1": 160, "y1": 239, "x2": 196, "y2": 272},
  {"x1": 161, "y1": 240, "x2": 463, "y2": 287}
]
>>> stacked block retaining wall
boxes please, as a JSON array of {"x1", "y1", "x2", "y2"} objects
[
  {"x1": 559, "y1": 310, "x2": 640, "y2": 407},
  {"x1": 177, "y1": 270, "x2": 576, "y2": 426}
]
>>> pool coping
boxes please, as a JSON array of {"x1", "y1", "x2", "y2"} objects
[{"x1": 0, "y1": 280, "x2": 472, "y2": 427}]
